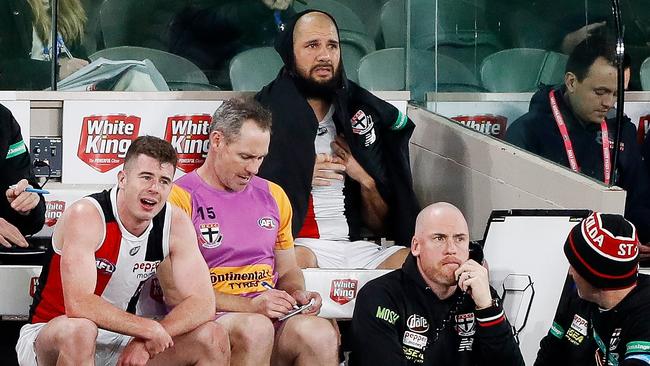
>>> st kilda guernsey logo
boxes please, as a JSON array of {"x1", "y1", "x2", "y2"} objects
[
  {"x1": 451, "y1": 114, "x2": 507, "y2": 139},
  {"x1": 45, "y1": 200, "x2": 65, "y2": 227},
  {"x1": 164, "y1": 115, "x2": 211, "y2": 173},
  {"x1": 77, "y1": 115, "x2": 141, "y2": 172},
  {"x1": 330, "y1": 279, "x2": 358, "y2": 305}
]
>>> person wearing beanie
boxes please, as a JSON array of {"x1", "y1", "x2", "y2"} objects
[
  {"x1": 255, "y1": 10, "x2": 419, "y2": 270},
  {"x1": 535, "y1": 212, "x2": 650, "y2": 366}
]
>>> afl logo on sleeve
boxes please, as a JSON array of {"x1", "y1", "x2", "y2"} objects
[
  {"x1": 258, "y1": 217, "x2": 276, "y2": 230},
  {"x1": 96, "y1": 258, "x2": 116, "y2": 274}
]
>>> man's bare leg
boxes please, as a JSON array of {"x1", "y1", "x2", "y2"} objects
[
  {"x1": 215, "y1": 313, "x2": 274, "y2": 366},
  {"x1": 147, "y1": 321, "x2": 230, "y2": 366},
  {"x1": 34, "y1": 316, "x2": 98, "y2": 366},
  {"x1": 295, "y1": 246, "x2": 319, "y2": 268},
  {"x1": 377, "y1": 247, "x2": 409, "y2": 269},
  {"x1": 272, "y1": 314, "x2": 338, "y2": 366}
]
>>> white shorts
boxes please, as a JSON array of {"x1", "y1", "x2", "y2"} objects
[
  {"x1": 295, "y1": 238, "x2": 405, "y2": 269},
  {"x1": 16, "y1": 322, "x2": 132, "y2": 366}
]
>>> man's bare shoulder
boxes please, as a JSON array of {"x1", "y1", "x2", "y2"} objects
[
  {"x1": 169, "y1": 203, "x2": 192, "y2": 227},
  {"x1": 168, "y1": 204, "x2": 197, "y2": 247},
  {"x1": 54, "y1": 198, "x2": 104, "y2": 250}
]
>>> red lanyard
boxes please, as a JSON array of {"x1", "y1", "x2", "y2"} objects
[{"x1": 549, "y1": 90, "x2": 611, "y2": 185}]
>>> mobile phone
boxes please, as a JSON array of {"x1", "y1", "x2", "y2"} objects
[
  {"x1": 278, "y1": 299, "x2": 315, "y2": 321},
  {"x1": 469, "y1": 240, "x2": 484, "y2": 264}
]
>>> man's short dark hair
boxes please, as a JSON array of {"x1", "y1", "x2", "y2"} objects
[
  {"x1": 123, "y1": 135, "x2": 177, "y2": 170},
  {"x1": 210, "y1": 97, "x2": 272, "y2": 143},
  {"x1": 565, "y1": 34, "x2": 616, "y2": 81}
]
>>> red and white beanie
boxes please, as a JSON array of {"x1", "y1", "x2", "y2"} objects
[{"x1": 564, "y1": 212, "x2": 639, "y2": 289}]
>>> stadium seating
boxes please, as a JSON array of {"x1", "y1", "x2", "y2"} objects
[
  {"x1": 340, "y1": 31, "x2": 377, "y2": 82},
  {"x1": 641, "y1": 56, "x2": 650, "y2": 90},
  {"x1": 480, "y1": 48, "x2": 568, "y2": 92},
  {"x1": 89, "y1": 46, "x2": 210, "y2": 85},
  {"x1": 229, "y1": 47, "x2": 284, "y2": 91},
  {"x1": 293, "y1": 0, "x2": 370, "y2": 35},
  {"x1": 167, "y1": 82, "x2": 221, "y2": 91},
  {"x1": 98, "y1": 0, "x2": 180, "y2": 50},
  {"x1": 358, "y1": 48, "x2": 481, "y2": 100},
  {"x1": 380, "y1": 0, "x2": 502, "y2": 75},
  {"x1": 358, "y1": 48, "x2": 406, "y2": 90},
  {"x1": 380, "y1": 0, "x2": 406, "y2": 48},
  {"x1": 337, "y1": 0, "x2": 388, "y2": 46},
  {"x1": 538, "y1": 51, "x2": 569, "y2": 86}
]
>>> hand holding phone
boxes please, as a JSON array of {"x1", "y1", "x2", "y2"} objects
[
  {"x1": 278, "y1": 298, "x2": 315, "y2": 321},
  {"x1": 454, "y1": 260, "x2": 492, "y2": 309}
]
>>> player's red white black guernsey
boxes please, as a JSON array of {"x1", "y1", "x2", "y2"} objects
[{"x1": 29, "y1": 187, "x2": 171, "y2": 323}]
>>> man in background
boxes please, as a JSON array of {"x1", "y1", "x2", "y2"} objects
[
  {"x1": 0, "y1": 104, "x2": 45, "y2": 249},
  {"x1": 506, "y1": 34, "x2": 650, "y2": 261},
  {"x1": 256, "y1": 10, "x2": 419, "y2": 270}
]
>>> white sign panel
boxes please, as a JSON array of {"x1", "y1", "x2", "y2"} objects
[
  {"x1": 1, "y1": 101, "x2": 31, "y2": 147},
  {"x1": 33, "y1": 185, "x2": 108, "y2": 237},
  {"x1": 618, "y1": 102, "x2": 650, "y2": 143},
  {"x1": 484, "y1": 212, "x2": 584, "y2": 365},
  {"x1": 62, "y1": 100, "x2": 222, "y2": 184},
  {"x1": 428, "y1": 101, "x2": 530, "y2": 140},
  {"x1": 430, "y1": 99, "x2": 650, "y2": 144},
  {"x1": 303, "y1": 268, "x2": 392, "y2": 319},
  {"x1": 62, "y1": 98, "x2": 407, "y2": 185}
]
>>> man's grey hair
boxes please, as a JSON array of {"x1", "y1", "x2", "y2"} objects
[{"x1": 210, "y1": 97, "x2": 272, "y2": 142}]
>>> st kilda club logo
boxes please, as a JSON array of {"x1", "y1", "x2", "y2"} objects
[
  {"x1": 45, "y1": 200, "x2": 65, "y2": 227},
  {"x1": 451, "y1": 114, "x2": 507, "y2": 139},
  {"x1": 77, "y1": 115, "x2": 141, "y2": 172},
  {"x1": 164, "y1": 115, "x2": 211, "y2": 173}
]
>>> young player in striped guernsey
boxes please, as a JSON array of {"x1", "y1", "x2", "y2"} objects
[{"x1": 15, "y1": 136, "x2": 230, "y2": 366}]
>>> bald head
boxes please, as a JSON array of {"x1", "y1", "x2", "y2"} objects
[
  {"x1": 293, "y1": 12, "x2": 338, "y2": 44},
  {"x1": 414, "y1": 202, "x2": 468, "y2": 237},
  {"x1": 411, "y1": 202, "x2": 470, "y2": 289}
]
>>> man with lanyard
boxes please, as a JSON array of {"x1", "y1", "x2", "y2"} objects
[
  {"x1": 255, "y1": 10, "x2": 419, "y2": 270},
  {"x1": 535, "y1": 212, "x2": 650, "y2": 365},
  {"x1": 506, "y1": 33, "x2": 650, "y2": 260}
]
